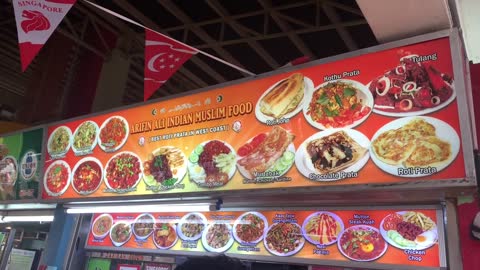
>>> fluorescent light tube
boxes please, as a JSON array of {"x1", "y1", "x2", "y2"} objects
[
  {"x1": 2, "y1": 215, "x2": 54, "y2": 222},
  {"x1": 66, "y1": 203, "x2": 212, "y2": 214}
]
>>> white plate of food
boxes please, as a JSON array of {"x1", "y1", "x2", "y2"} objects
[
  {"x1": 232, "y1": 211, "x2": 268, "y2": 245},
  {"x1": 370, "y1": 116, "x2": 460, "y2": 177},
  {"x1": 236, "y1": 126, "x2": 295, "y2": 180},
  {"x1": 177, "y1": 212, "x2": 208, "y2": 241},
  {"x1": 47, "y1": 126, "x2": 72, "y2": 158},
  {"x1": 302, "y1": 211, "x2": 344, "y2": 246},
  {"x1": 109, "y1": 221, "x2": 132, "y2": 247},
  {"x1": 303, "y1": 79, "x2": 373, "y2": 130},
  {"x1": 98, "y1": 116, "x2": 129, "y2": 153},
  {"x1": 143, "y1": 146, "x2": 187, "y2": 190},
  {"x1": 43, "y1": 160, "x2": 71, "y2": 197},
  {"x1": 91, "y1": 214, "x2": 113, "y2": 240},
  {"x1": 132, "y1": 213, "x2": 155, "y2": 240},
  {"x1": 337, "y1": 225, "x2": 388, "y2": 262},
  {"x1": 104, "y1": 151, "x2": 143, "y2": 192},
  {"x1": 71, "y1": 157, "x2": 103, "y2": 195},
  {"x1": 153, "y1": 222, "x2": 179, "y2": 250},
  {"x1": 188, "y1": 140, "x2": 236, "y2": 188},
  {"x1": 72, "y1": 120, "x2": 99, "y2": 155},
  {"x1": 264, "y1": 222, "x2": 305, "y2": 257},
  {"x1": 380, "y1": 211, "x2": 438, "y2": 250},
  {"x1": 255, "y1": 73, "x2": 313, "y2": 122},
  {"x1": 202, "y1": 222, "x2": 234, "y2": 253},
  {"x1": 295, "y1": 128, "x2": 370, "y2": 181}
]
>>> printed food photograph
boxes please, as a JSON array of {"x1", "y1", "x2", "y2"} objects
[
  {"x1": 371, "y1": 117, "x2": 460, "y2": 177},
  {"x1": 98, "y1": 116, "x2": 129, "y2": 152},
  {"x1": 233, "y1": 212, "x2": 268, "y2": 245},
  {"x1": 202, "y1": 222, "x2": 234, "y2": 253},
  {"x1": 188, "y1": 140, "x2": 236, "y2": 188},
  {"x1": 295, "y1": 129, "x2": 370, "y2": 180},
  {"x1": 91, "y1": 214, "x2": 113, "y2": 239},
  {"x1": 153, "y1": 222, "x2": 178, "y2": 249},
  {"x1": 47, "y1": 126, "x2": 72, "y2": 157},
  {"x1": 71, "y1": 157, "x2": 103, "y2": 195},
  {"x1": 302, "y1": 211, "x2": 344, "y2": 246},
  {"x1": 143, "y1": 146, "x2": 187, "y2": 190},
  {"x1": 132, "y1": 214, "x2": 155, "y2": 240},
  {"x1": 264, "y1": 222, "x2": 305, "y2": 256},
  {"x1": 237, "y1": 126, "x2": 295, "y2": 179},
  {"x1": 380, "y1": 211, "x2": 437, "y2": 250},
  {"x1": 337, "y1": 225, "x2": 388, "y2": 262},
  {"x1": 43, "y1": 160, "x2": 71, "y2": 197},
  {"x1": 255, "y1": 73, "x2": 313, "y2": 122},
  {"x1": 177, "y1": 213, "x2": 207, "y2": 241},
  {"x1": 72, "y1": 120, "x2": 99, "y2": 154},
  {"x1": 104, "y1": 152, "x2": 143, "y2": 192},
  {"x1": 304, "y1": 79, "x2": 373, "y2": 130},
  {"x1": 110, "y1": 222, "x2": 132, "y2": 247},
  {"x1": 369, "y1": 55, "x2": 455, "y2": 116}
]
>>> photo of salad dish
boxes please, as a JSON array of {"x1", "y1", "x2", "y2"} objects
[
  {"x1": 98, "y1": 116, "x2": 129, "y2": 152},
  {"x1": 72, "y1": 121, "x2": 98, "y2": 154},
  {"x1": 304, "y1": 79, "x2": 373, "y2": 130},
  {"x1": 43, "y1": 160, "x2": 71, "y2": 197},
  {"x1": 233, "y1": 212, "x2": 268, "y2": 245},
  {"x1": 188, "y1": 140, "x2": 236, "y2": 188},
  {"x1": 369, "y1": 55, "x2": 455, "y2": 116},
  {"x1": 264, "y1": 223, "x2": 305, "y2": 256},
  {"x1": 133, "y1": 214, "x2": 155, "y2": 240},
  {"x1": 302, "y1": 212, "x2": 344, "y2": 246},
  {"x1": 338, "y1": 225, "x2": 387, "y2": 262},
  {"x1": 143, "y1": 146, "x2": 187, "y2": 190},
  {"x1": 72, "y1": 157, "x2": 103, "y2": 195},
  {"x1": 104, "y1": 152, "x2": 142, "y2": 192},
  {"x1": 237, "y1": 127, "x2": 295, "y2": 179},
  {"x1": 91, "y1": 214, "x2": 113, "y2": 239},
  {"x1": 153, "y1": 222, "x2": 178, "y2": 249},
  {"x1": 47, "y1": 126, "x2": 72, "y2": 157},
  {"x1": 380, "y1": 211, "x2": 437, "y2": 250},
  {"x1": 202, "y1": 223, "x2": 234, "y2": 253},
  {"x1": 178, "y1": 213, "x2": 207, "y2": 241},
  {"x1": 110, "y1": 222, "x2": 132, "y2": 247}
]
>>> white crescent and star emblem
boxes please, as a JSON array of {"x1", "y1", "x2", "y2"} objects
[{"x1": 147, "y1": 52, "x2": 166, "y2": 72}]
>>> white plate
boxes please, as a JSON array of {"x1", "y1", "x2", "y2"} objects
[
  {"x1": 153, "y1": 223, "x2": 179, "y2": 250},
  {"x1": 337, "y1": 225, "x2": 388, "y2": 262},
  {"x1": 47, "y1": 126, "x2": 72, "y2": 158},
  {"x1": 143, "y1": 146, "x2": 187, "y2": 189},
  {"x1": 264, "y1": 223, "x2": 305, "y2": 256},
  {"x1": 91, "y1": 214, "x2": 113, "y2": 240},
  {"x1": 104, "y1": 151, "x2": 143, "y2": 192},
  {"x1": 71, "y1": 157, "x2": 103, "y2": 195},
  {"x1": 232, "y1": 211, "x2": 269, "y2": 245},
  {"x1": 98, "y1": 116, "x2": 129, "y2": 153},
  {"x1": 302, "y1": 211, "x2": 344, "y2": 246},
  {"x1": 188, "y1": 140, "x2": 237, "y2": 186},
  {"x1": 369, "y1": 80, "x2": 456, "y2": 117},
  {"x1": 109, "y1": 222, "x2": 132, "y2": 247},
  {"x1": 43, "y1": 160, "x2": 71, "y2": 197},
  {"x1": 370, "y1": 116, "x2": 460, "y2": 177},
  {"x1": 177, "y1": 212, "x2": 208, "y2": 241},
  {"x1": 255, "y1": 76, "x2": 314, "y2": 123},
  {"x1": 379, "y1": 211, "x2": 438, "y2": 250},
  {"x1": 295, "y1": 128, "x2": 370, "y2": 181},
  {"x1": 132, "y1": 213, "x2": 155, "y2": 240},
  {"x1": 302, "y1": 79, "x2": 373, "y2": 130},
  {"x1": 72, "y1": 120, "x2": 99, "y2": 155},
  {"x1": 201, "y1": 222, "x2": 234, "y2": 253}
]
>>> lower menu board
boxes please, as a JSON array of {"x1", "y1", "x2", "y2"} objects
[{"x1": 86, "y1": 209, "x2": 443, "y2": 268}]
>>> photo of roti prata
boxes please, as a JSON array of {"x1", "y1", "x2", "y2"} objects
[{"x1": 259, "y1": 73, "x2": 305, "y2": 119}]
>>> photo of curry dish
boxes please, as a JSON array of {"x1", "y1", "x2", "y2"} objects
[
  {"x1": 99, "y1": 116, "x2": 128, "y2": 152},
  {"x1": 338, "y1": 225, "x2": 387, "y2": 262},
  {"x1": 110, "y1": 222, "x2": 132, "y2": 246},
  {"x1": 153, "y1": 223, "x2": 178, "y2": 249},
  {"x1": 133, "y1": 214, "x2": 155, "y2": 239},
  {"x1": 72, "y1": 158, "x2": 102, "y2": 195},
  {"x1": 91, "y1": 214, "x2": 113, "y2": 239}
]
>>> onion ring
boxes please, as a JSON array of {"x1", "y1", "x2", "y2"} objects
[{"x1": 376, "y1": 77, "x2": 391, "y2": 96}]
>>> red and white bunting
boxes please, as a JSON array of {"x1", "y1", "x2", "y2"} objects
[{"x1": 12, "y1": 0, "x2": 76, "y2": 71}]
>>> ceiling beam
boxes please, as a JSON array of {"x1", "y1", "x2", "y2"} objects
[
  {"x1": 206, "y1": 0, "x2": 280, "y2": 69},
  {"x1": 323, "y1": 2, "x2": 358, "y2": 51}
]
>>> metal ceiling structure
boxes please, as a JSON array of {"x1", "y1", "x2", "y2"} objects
[{"x1": 0, "y1": 0, "x2": 377, "y2": 124}]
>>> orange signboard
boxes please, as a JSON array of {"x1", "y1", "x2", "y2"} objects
[
  {"x1": 42, "y1": 37, "x2": 465, "y2": 200},
  {"x1": 86, "y1": 209, "x2": 443, "y2": 268}
]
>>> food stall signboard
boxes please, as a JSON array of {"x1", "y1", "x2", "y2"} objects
[
  {"x1": 42, "y1": 36, "x2": 469, "y2": 200},
  {"x1": 0, "y1": 128, "x2": 42, "y2": 201},
  {"x1": 86, "y1": 208, "x2": 445, "y2": 269}
]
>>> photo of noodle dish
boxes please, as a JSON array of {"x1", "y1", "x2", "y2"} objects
[
  {"x1": 337, "y1": 225, "x2": 387, "y2": 262},
  {"x1": 236, "y1": 127, "x2": 295, "y2": 180},
  {"x1": 303, "y1": 79, "x2": 373, "y2": 130},
  {"x1": 47, "y1": 126, "x2": 72, "y2": 158},
  {"x1": 201, "y1": 222, "x2": 234, "y2": 253},
  {"x1": 153, "y1": 222, "x2": 178, "y2": 249},
  {"x1": 188, "y1": 140, "x2": 236, "y2": 188},
  {"x1": 72, "y1": 120, "x2": 99, "y2": 155},
  {"x1": 233, "y1": 212, "x2": 268, "y2": 245},
  {"x1": 380, "y1": 211, "x2": 438, "y2": 250},
  {"x1": 264, "y1": 222, "x2": 305, "y2": 256},
  {"x1": 71, "y1": 157, "x2": 103, "y2": 195},
  {"x1": 302, "y1": 211, "x2": 344, "y2": 246},
  {"x1": 98, "y1": 116, "x2": 129, "y2": 152},
  {"x1": 177, "y1": 213, "x2": 207, "y2": 241},
  {"x1": 370, "y1": 116, "x2": 460, "y2": 177},
  {"x1": 143, "y1": 146, "x2": 187, "y2": 190},
  {"x1": 295, "y1": 129, "x2": 370, "y2": 181},
  {"x1": 369, "y1": 55, "x2": 455, "y2": 117},
  {"x1": 104, "y1": 151, "x2": 143, "y2": 192},
  {"x1": 43, "y1": 160, "x2": 71, "y2": 197}
]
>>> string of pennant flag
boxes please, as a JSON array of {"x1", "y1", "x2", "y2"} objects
[{"x1": 11, "y1": 0, "x2": 256, "y2": 101}]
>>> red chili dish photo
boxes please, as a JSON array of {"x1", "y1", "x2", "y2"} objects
[
  {"x1": 99, "y1": 116, "x2": 129, "y2": 152},
  {"x1": 105, "y1": 152, "x2": 142, "y2": 191},
  {"x1": 44, "y1": 160, "x2": 71, "y2": 196},
  {"x1": 338, "y1": 225, "x2": 387, "y2": 262},
  {"x1": 72, "y1": 158, "x2": 103, "y2": 195}
]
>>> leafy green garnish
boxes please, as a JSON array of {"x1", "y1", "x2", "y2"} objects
[
  {"x1": 334, "y1": 94, "x2": 343, "y2": 108},
  {"x1": 316, "y1": 93, "x2": 329, "y2": 105},
  {"x1": 343, "y1": 87, "x2": 356, "y2": 97},
  {"x1": 324, "y1": 108, "x2": 338, "y2": 117}
]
